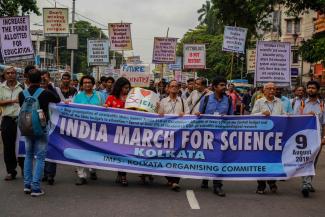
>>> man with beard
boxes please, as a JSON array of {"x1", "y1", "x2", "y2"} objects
[
  {"x1": 292, "y1": 80, "x2": 325, "y2": 197},
  {"x1": 197, "y1": 76, "x2": 233, "y2": 197}
]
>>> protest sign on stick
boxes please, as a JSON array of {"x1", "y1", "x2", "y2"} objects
[
  {"x1": 255, "y1": 41, "x2": 291, "y2": 87},
  {"x1": 0, "y1": 16, "x2": 34, "y2": 63}
]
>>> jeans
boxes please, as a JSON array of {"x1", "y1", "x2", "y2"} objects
[
  {"x1": 1, "y1": 117, "x2": 24, "y2": 175},
  {"x1": 24, "y1": 134, "x2": 48, "y2": 191}
]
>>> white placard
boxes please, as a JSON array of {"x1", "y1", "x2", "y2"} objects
[
  {"x1": 222, "y1": 26, "x2": 247, "y2": 54},
  {"x1": 183, "y1": 44, "x2": 206, "y2": 69},
  {"x1": 255, "y1": 41, "x2": 291, "y2": 86},
  {"x1": 87, "y1": 39, "x2": 109, "y2": 66},
  {"x1": 0, "y1": 16, "x2": 34, "y2": 62},
  {"x1": 152, "y1": 37, "x2": 177, "y2": 64}
]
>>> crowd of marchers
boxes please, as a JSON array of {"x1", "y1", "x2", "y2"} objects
[{"x1": 0, "y1": 65, "x2": 324, "y2": 198}]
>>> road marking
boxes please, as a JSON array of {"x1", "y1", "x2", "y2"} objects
[{"x1": 186, "y1": 190, "x2": 200, "y2": 210}]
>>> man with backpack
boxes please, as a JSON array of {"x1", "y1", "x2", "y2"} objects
[
  {"x1": 18, "y1": 69, "x2": 60, "y2": 197},
  {"x1": 196, "y1": 76, "x2": 233, "y2": 197},
  {"x1": 0, "y1": 66, "x2": 24, "y2": 180}
]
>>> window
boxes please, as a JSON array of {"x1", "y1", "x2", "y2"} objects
[
  {"x1": 294, "y1": 19, "x2": 301, "y2": 33},
  {"x1": 286, "y1": 20, "x2": 293, "y2": 33},
  {"x1": 292, "y1": 50, "x2": 299, "y2": 64}
]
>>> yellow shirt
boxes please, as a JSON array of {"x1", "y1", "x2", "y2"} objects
[{"x1": 0, "y1": 81, "x2": 23, "y2": 117}]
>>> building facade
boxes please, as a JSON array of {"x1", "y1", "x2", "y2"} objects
[{"x1": 262, "y1": 5, "x2": 318, "y2": 87}]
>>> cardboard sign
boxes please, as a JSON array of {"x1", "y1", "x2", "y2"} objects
[
  {"x1": 152, "y1": 37, "x2": 177, "y2": 64},
  {"x1": 126, "y1": 56, "x2": 141, "y2": 64},
  {"x1": 255, "y1": 41, "x2": 291, "y2": 86},
  {"x1": 122, "y1": 73, "x2": 150, "y2": 87},
  {"x1": 183, "y1": 44, "x2": 206, "y2": 69},
  {"x1": 87, "y1": 39, "x2": 109, "y2": 66},
  {"x1": 168, "y1": 56, "x2": 182, "y2": 71},
  {"x1": 43, "y1": 8, "x2": 69, "y2": 36},
  {"x1": 222, "y1": 26, "x2": 247, "y2": 54},
  {"x1": 108, "y1": 23, "x2": 133, "y2": 51},
  {"x1": 0, "y1": 16, "x2": 34, "y2": 62},
  {"x1": 121, "y1": 64, "x2": 150, "y2": 73},
  {"x1": 246, "y1": 49, "x2": 256, "y2": 73},
  {"x1": 125, "y1": 87, "x2": 159, "y2": 113}
]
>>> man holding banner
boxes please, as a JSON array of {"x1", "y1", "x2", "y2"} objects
[
  {"x1": 158, "y1": 80, "x2": 189, "y2": 191},
  {"x1": 197, "y1": 76, "x2": 233, "y2": 197},
  {"x1": 73, "y1": 75, "x2": 105, "y2": 185},
  {"x1": 292, "y1": 80, "x2": 325, "y2": 198},
  {"x1": 251, "y1": 82, "x2": 285, "y2": 194}
]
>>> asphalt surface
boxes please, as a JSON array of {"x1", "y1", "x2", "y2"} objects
[{"x1": 0, "y1": 141, "x2": 325, "y2": 217}]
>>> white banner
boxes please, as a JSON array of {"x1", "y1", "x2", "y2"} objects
[
  {"x1": 222, "y1": 26, "x2": 247, "y2": 54},
  {"x1": 0, "y1": 16, "x2": 34, "y2": 62},
  {"x1": 87, "y1": 39, "x2": 109, "y2": 66},
  {"x1": 108, "y1": 23, "x2": 133, "y2": 51},
  {"x1": 255, "y1": 41, "x2": 291, "y2": 86},
  {"x1": 183, "y1": 44, "x2": 206, "y2": 69},
  {"x1": 43, "y1": 8, "x2": 69, "y2": 36}
]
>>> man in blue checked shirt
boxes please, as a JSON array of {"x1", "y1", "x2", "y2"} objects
[{"x1": 196, "y1": 76, "x2": 233, "y2": 197}]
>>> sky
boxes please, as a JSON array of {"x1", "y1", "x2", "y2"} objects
[{"x1": 30, "y1": 0, "x2": 206, "y2": 63}]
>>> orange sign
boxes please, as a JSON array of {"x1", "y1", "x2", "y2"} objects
[{"x1": 315, "y1": 12, "x2": 325, "y2": 34}]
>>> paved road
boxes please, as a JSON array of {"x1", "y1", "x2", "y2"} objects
[{"x1": 0, "y1": 142, "x2": 325, "y2": 217}]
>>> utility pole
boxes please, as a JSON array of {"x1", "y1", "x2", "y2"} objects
[{"x1": 70, "y1": 0, "x2": 76, "y2": 77}]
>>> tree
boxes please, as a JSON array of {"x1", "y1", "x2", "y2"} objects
[
  {"x1": 57, "y1": 20, "x2": 124, "y2": 74},
  {"x1": 279, "y1": 0, "x2": 325, "y2": 15},
  {"x1": 177, "y1": 26, "x2": 243, "y2": 81},
  {"x1": 0, "y1": 0, "x2": 40, "y2": 16},
  {"x1": 210, "y1": 0, "x2": 274, "y2": 37},
  {"x1": 300, "y1": 32, "x2": 325, "y2": 64}
]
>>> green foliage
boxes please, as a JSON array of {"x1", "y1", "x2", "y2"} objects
[
  {"x1": 177, "y1": 26, "x2": 244, "y2": 81},
  {"x1": 0, "y1": 0, "x2": 40, "y2": 16},
  {"x1": 279, "y1": 0, "x2": 325, "y2": 15},
  {"x1": 300, "y1": 32, "x2": 325, "y2": 64}
]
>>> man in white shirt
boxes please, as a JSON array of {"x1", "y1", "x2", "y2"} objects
[
  {"x1": 0, "y1": 66, "x2": 24, "y2": 180},
  {"x1": 158, "y1": 80, "x2": 189, "y2": 191},
  {"x1": 187, "y1": 78, "x2": 211, "y2": 114},
  {"x1": 251, "y1": 82, "x2": 285, "y2": 194}
]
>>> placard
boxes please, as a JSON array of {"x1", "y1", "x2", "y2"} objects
[
  {"x1": 246, "y1": 49, "x2": 256, "y2": 73},
  {"x1": 222, "y1": 26, "x2": 247, "y2": 54},
  {"x1": 125, "y1": 87, "x2": 159, "y2": 112},
  {"x1": 108, "y1": 23, "x2": 133, "y2": 51},
  {"x1": 0, "y1": 16, "x2": 34, "y2": 62},
  {"x1": 87, "y1": 39, "x2": 109, "y2": 66},
  {"x1": 121, "y1": 64, "x2": 150, "y2": 73},
  {"x1": 152, "y1": 37, "x2": 177, "y2": 64},
  {"x1": 255, "y1": 41, "x2": 291, "y2": 86},
  {"x1": 43, "y1": 8, "x2": 69, "y2": 36},
  {"x1": 183, "y1": 44, "x2": 206, "y2": 69}
]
